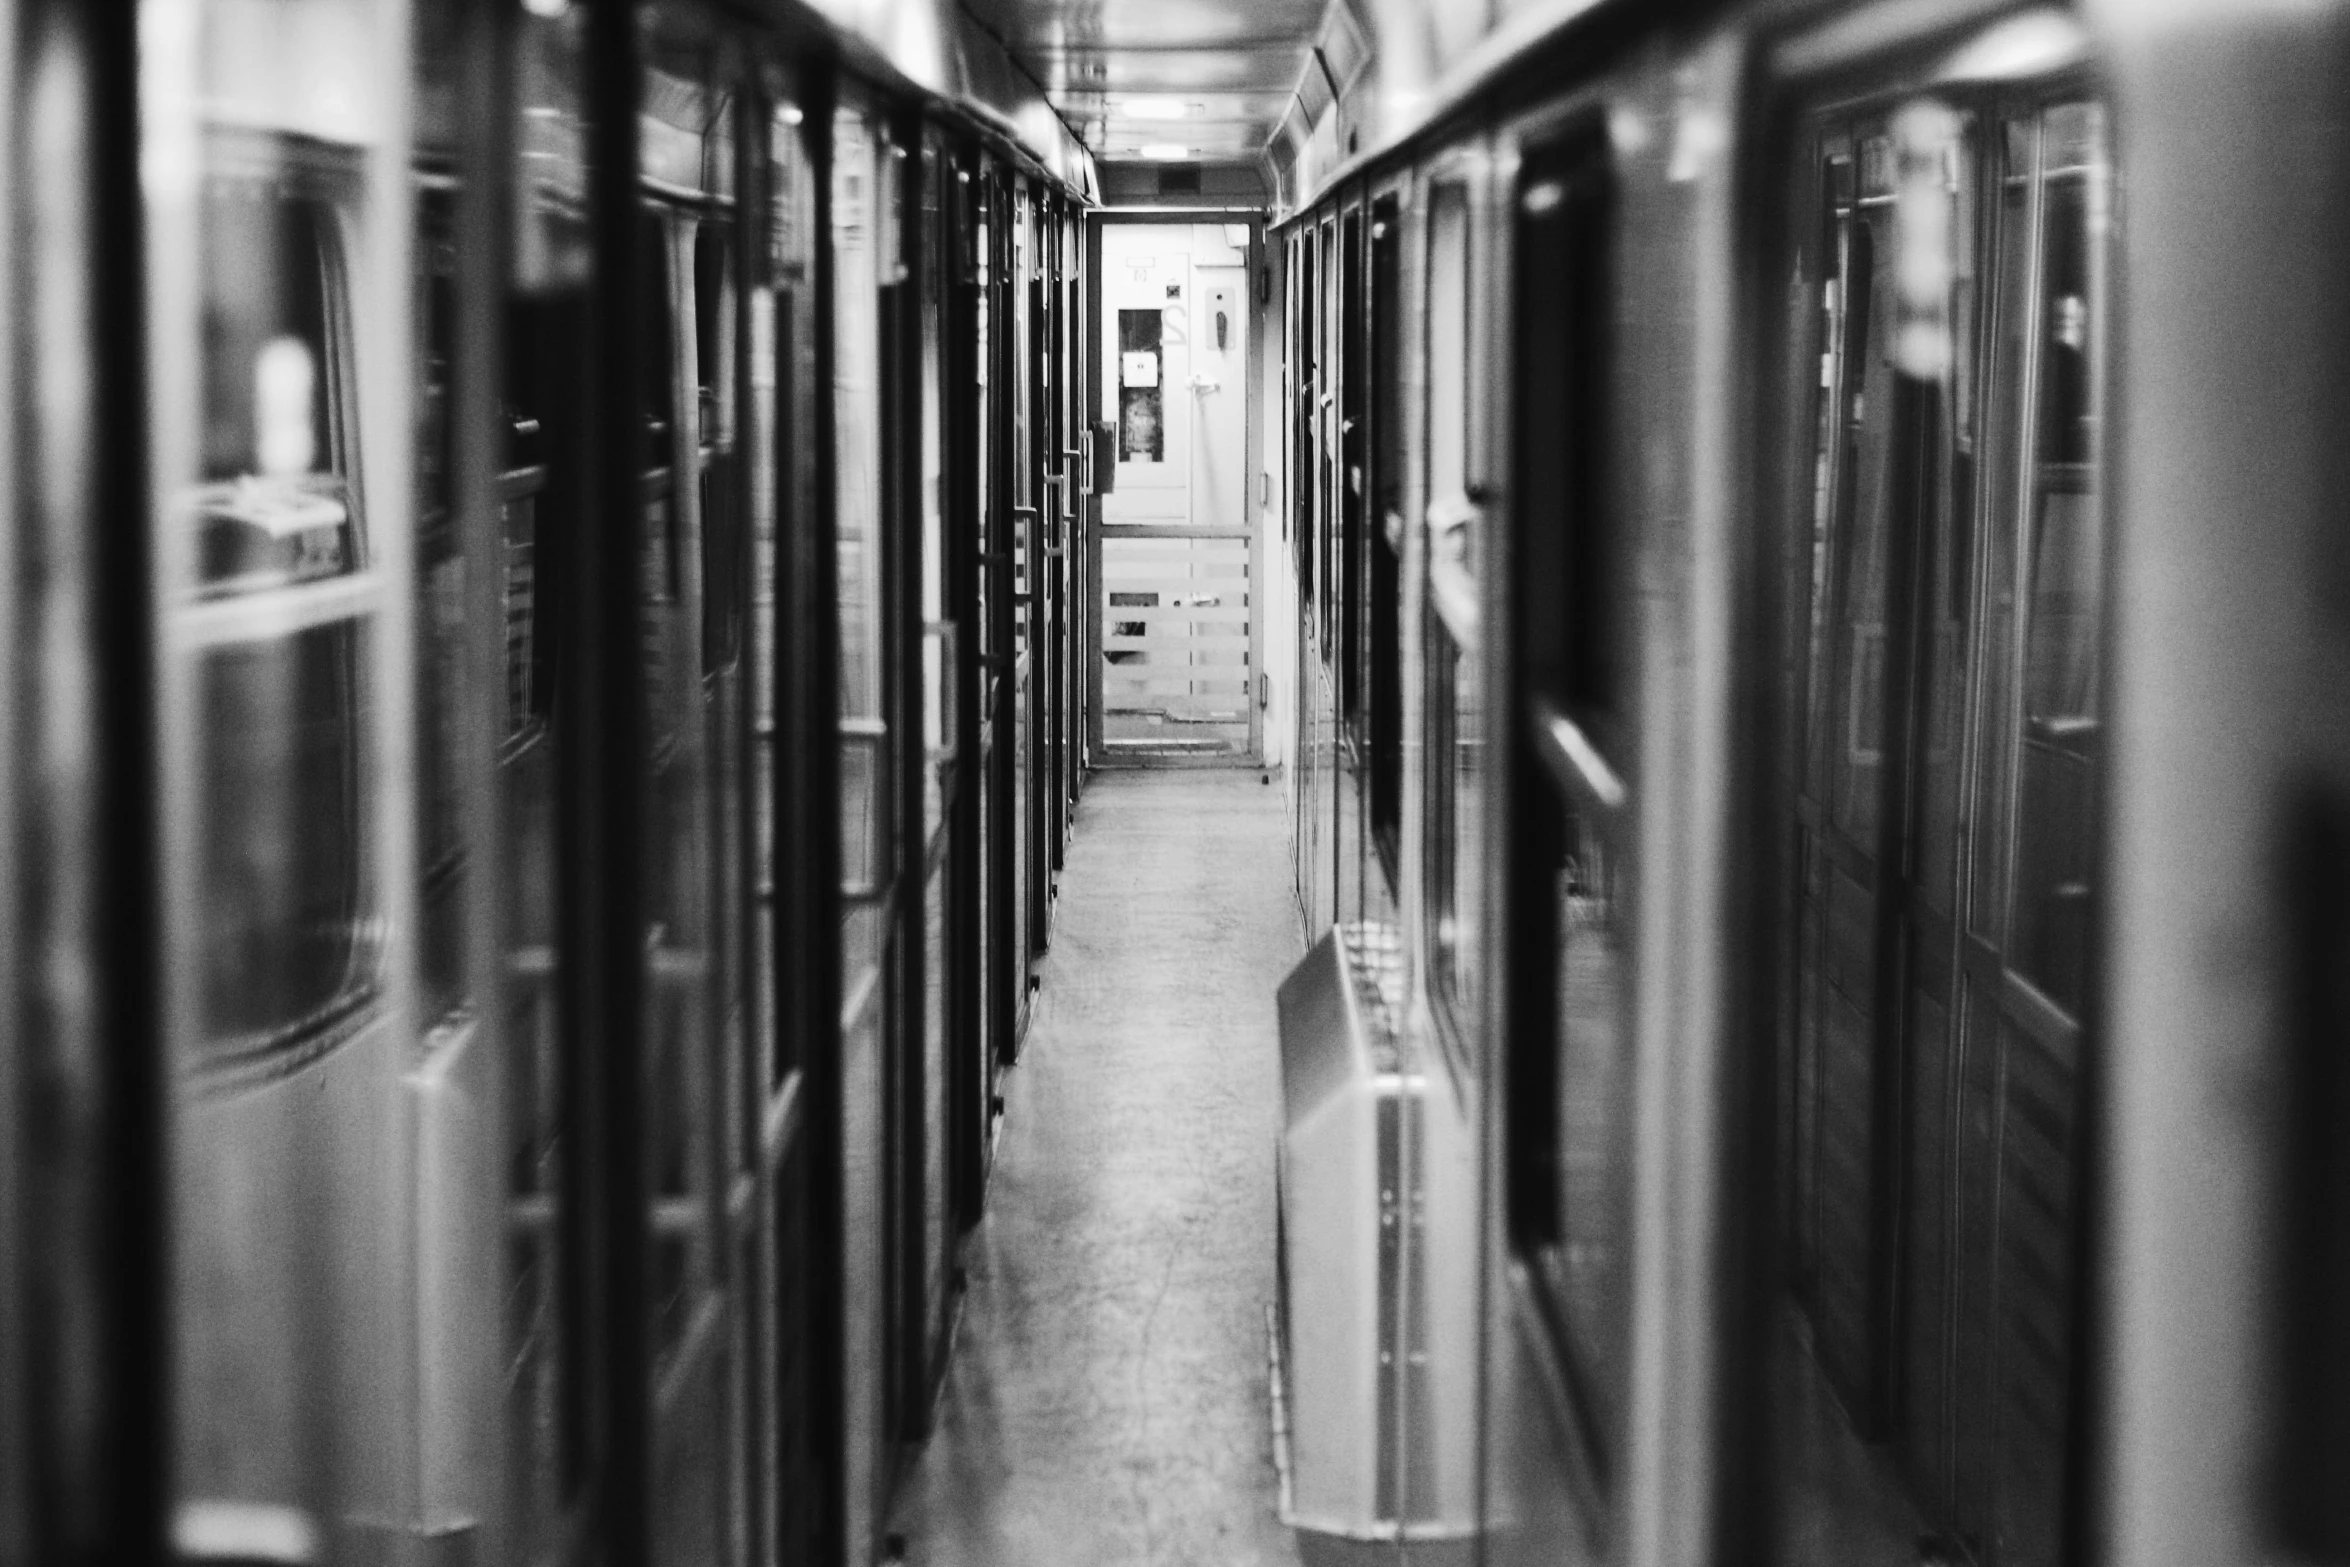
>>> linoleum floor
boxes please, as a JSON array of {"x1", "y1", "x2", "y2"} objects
[{"x1": 888, "y1": 769, "x2": 1306, "y2": 1567}]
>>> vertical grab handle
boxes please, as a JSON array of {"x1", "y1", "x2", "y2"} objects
[
  {"x1": 923, "y1": 621, "x2": 959, "y2": 768},
  {"x1": 838, "y1": 716, "x2": 892, "y2": 904}
]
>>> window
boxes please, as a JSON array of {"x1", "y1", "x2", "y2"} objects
[
  {"x1": 1116, "y1": 308, "x2": 1165, "y2": 461},
  {"x1": 1766, "y1": 86, "x2": 2109, "y2": 1567},
  {"x1": 1423, "y1": 178, "x2": 1482, "y2": 1050},
  {"x1": 1297, "y1": 234, "x2": 1318, "y2": 609},
  {"x1": 696, "y1": 219, "x2": 741, "y2": 672},
  {"x1": 833, "y1": 107, "x2": 890, "y2": 906},
  {"x1": 1321, "y1": 214, "x2": 1341, "y2": 659},
  {"x1": 193, "y1": 183, "x2": 354, "y2": 593},
  {"x1": 757, "y1": 104, "x2": 815, "y2": 1101},
  {"x1": 1500, "y1": 130, "x2": 1625, "y2": 1464},
  {"x1": 1368, "y1": 196, "x2": 1404, "y2": 883},
  {"x1": 416, "y1": 195, "x2": 466, "y2": 1024},
  {"x1": 187, "y1": 152, "x2": 378, "y2": 1067},
  {"x1": 1340, "y1": 209, "x2": 1366, "y2": 718},
  {"x1": 2008, "y1": 104, "x2": 2104, "y2": 1016},
  {"x1": 197, "y1": 622, "x2": 374, "y2": 1055},
  {"x1": 640, "y1": 215, "x2": 685, "y2": 762}
]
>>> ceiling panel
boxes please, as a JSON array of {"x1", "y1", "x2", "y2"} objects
[
  {"x1": 1052, "y1": 88, "x2": 1299, "y2": 119},
  {"x1": 1092, "y1": 124, "x2": 1269, "y2": 157},
  {"x1": 964, "y1": 0, "x2": 1327, "y2": 169},
  {"x1": 962, "y1": 0, "x2": 1327, "y2": 52},
  {"x1": 1026, "y1": 47, "x2": 1308, "y2": 95}
]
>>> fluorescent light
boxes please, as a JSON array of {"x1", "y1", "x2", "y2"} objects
[
  {"x1": 1139, "y1": 144, "x2": 1192, "y2": 161},
  {"x1": 1118, "y1": 98, "x2": 1192, "y2": 121}
]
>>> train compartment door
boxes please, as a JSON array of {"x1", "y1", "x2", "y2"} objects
[
  {"x1": 1768, "y1": 69, "x2": 2109, "y2": 1567},
  {"x1": 142, "y1": 2, "x2": 431, "y2": 1553}
]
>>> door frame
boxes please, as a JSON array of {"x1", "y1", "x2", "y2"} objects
[{"x1": 1085, "y1": 208, "x2": 1268, "y2": 769}]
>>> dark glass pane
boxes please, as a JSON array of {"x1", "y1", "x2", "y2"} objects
[
  {"x1": 1827, "y1": 208, "x2": 1892, "y2": 846},
  {"x1": 1115, "y1": 308, "x2": 1165, "y2": 461},
  {"x1": 1368, "y1": 198, "x2": 1403, "y2": 872},
  {"x1": 1969, "y1": 122, "x2": 2036, "y2": 944},
  {"x1": 2011, "y1": 115, "x2": 2105, "y2": 1017},
  {"x1": 1340, "y1": 210, "x2": 1365, "y2": 715},
  {"x1": 193, "y1": 183, "x2": 356, "y2": 595},
  {"x1": 504, "y1": 6, "x2": 591, "y2": 1542},
  {"x1": 1448, "y1": 626, "x2": 1484, "y2": 1025},
  {"x1": 1771, "y1": 95, "x2": 2104, "y2": 1567},
  {"x1": 417, "y1": 196, "x2": 466, "y2": 1024},
  {"x1": 1915, "y1": 117, "x2": 1981, "y2": 916},
  {"x1": 1798, "y1": 156, "x2": 1847, "y2": 802},
  {"x1": 697, "y1": 221, "x2": 740, "y2": 673},
  {"x1": 195, "y1": 620, "x2": 374, "y2": 1057},
  {"x1": 1508, "y1": 138, "x2": 1627, "y2": 1450},
  {"x1": 1298, "y1": 240, "x2": 1316, "y2": 606},
  {"x1": 643, "y1": 214, "x2": 676, "y2": 470},
  {"x1": 1425, "y1": 613, "x2": 1462, "y2": 1018}
]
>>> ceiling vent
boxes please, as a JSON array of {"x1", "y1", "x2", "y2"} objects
[{"x1": 1158, "y1": 163, "x2": 1202, "y2": 196}]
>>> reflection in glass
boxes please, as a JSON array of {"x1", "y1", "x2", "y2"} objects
[
  {"x1": 194, "y1": 185, "x2": 357, "y2": 595},
  {"x1": 1424, "y1": 179, "x2": 1481, "y2": 1045},
  {"x1": 499, "y1": 6, "x2": 592, "y2": 1550},
  {"x1": 196, "y1": 623, "x2": 375, "y2": 1057},
  {"x1": 1770, "y1": 94, "x2": 2106, "y2": 1567},
  {"x1": 2011, "y1": 141, "x2": 2102, "y2": 1017},
  {"x1": 1827, "y1": 206, "x2": 1889, "y2": 846},
  {"x1": 833, "y1": 109, "x2": 889, "y2": 916},
  {"x1": 1425, "y1": 617, "x2": 1462, "y2": 1016},
  {"x1": 186, "y1": 156, "x2": 375, "y2": 1065},
  {"x1": 1535, "y1": 806, "x2": 1626, "y2": 1431}
]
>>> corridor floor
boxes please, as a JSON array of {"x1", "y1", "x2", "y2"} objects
[{"x1": 888, "y1": 769, "x2": 1306, "y2": 1567}]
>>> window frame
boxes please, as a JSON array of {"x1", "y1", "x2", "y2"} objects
[
  {"x1": 1415, "y1": 152, "x2": 1490, "y2": 1085},
  {"x1": 1494, "y1": 113, "x2": 1629, "y2": 1482}
]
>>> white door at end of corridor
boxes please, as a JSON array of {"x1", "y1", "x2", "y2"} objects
[{"x1": 1097, "y1": 222, "x2": 1258, "y2": 759}]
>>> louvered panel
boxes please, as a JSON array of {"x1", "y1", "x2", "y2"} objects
[
  {"x1": 1101, "y1": 529, "x2": 1253, "y2": 756},
  {"x1": 1106, "y1": 602, "x2": 1252, "y2": 623},
  {"x1": 1102, "y1": 645, "x2": 1250, "y2": 663},
  {"x1": 1107, "y1": 559, "x2": 1250, "y2": 581}
]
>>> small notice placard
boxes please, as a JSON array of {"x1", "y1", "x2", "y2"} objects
[{"x1": 1122, "y1": 350, "x2": 1159, "y2": 388}]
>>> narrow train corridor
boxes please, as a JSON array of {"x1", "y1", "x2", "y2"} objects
[{"x1": 889, "y1": 771, "x2": 1305, "y2": 1567}]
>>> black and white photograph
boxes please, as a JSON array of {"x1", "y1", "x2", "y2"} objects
[{"x1": 0, "y1": 2, "x2": 2343, "y2": 1565}]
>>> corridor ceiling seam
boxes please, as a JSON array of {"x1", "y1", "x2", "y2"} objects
[{"x1": 777, "y1": 0, "x2": 1103, "y2": 200}]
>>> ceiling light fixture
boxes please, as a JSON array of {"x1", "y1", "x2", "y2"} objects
[
  {"x1": 1119, "y1": 98, "x2": 1194, "y2": 121},
  {"x1": 1138, "y1": 144, "x2": 1193, "y2": 161}
]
